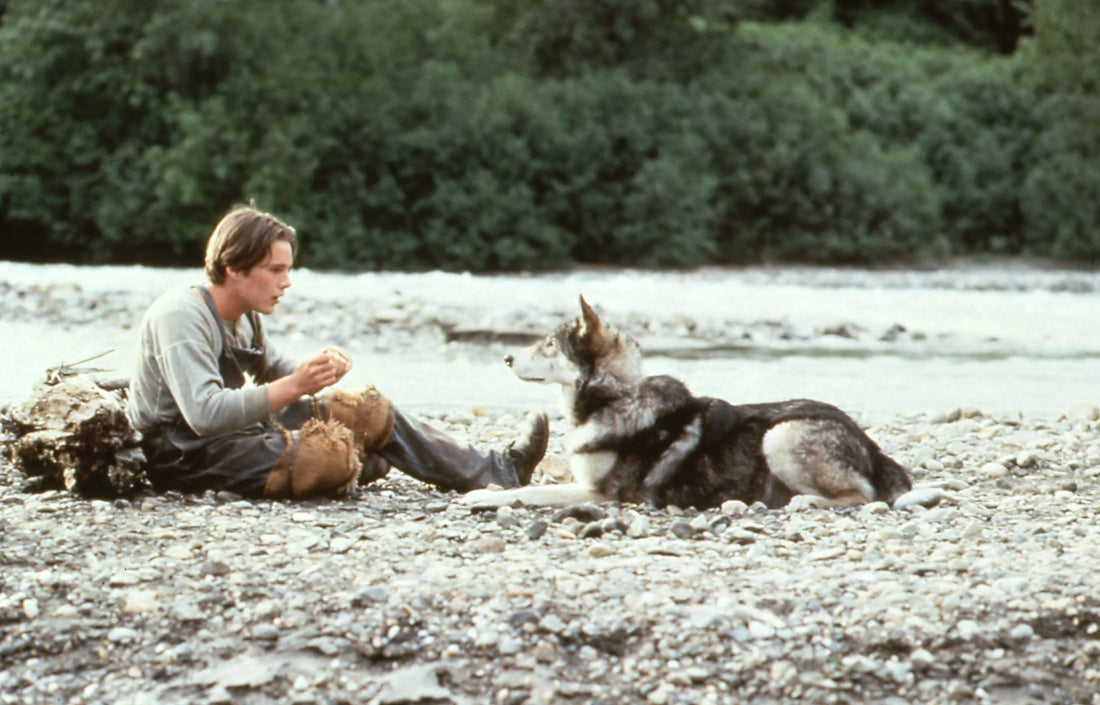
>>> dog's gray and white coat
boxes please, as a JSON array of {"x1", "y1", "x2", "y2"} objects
[{"x1": 461, "y1": 297, "x2": 913, "y2": 510}]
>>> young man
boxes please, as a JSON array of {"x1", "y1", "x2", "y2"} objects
[{"x1": 126, "y1": 205, "x2": 549, "y2": 499}]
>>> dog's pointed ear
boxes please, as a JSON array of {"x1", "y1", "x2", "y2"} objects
[{"x1": 578, "y1": 295, "x2": 602, "y2": 338}]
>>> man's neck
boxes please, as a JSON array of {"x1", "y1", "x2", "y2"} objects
[{"x1": 205, "y1": 282, "x2": 246, "y2": 322}]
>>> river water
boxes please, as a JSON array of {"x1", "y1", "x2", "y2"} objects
[{"x1": 1, "y1": 261, "x2": 1097, "y2": 423}]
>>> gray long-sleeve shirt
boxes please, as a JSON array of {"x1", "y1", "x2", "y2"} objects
[{"x1": 126, "y1": 284, "x2": 298, "y2": 437}]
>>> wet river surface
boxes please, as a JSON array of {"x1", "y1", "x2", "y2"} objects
[{"x1": 1, "y1": 261, "x2": 1097, "y2": 422}]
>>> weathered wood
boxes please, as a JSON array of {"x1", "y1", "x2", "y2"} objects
[{"x1": 3, "y1": 376, "x2": 145, "y2": 497}]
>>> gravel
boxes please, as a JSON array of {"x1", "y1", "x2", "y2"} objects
[
  {"x1": 3, "y1": 405, "x2": 1100, "y2": 705},
  {"x1": 2, "y1": 265, "x2": 1099, "y2": 704}
]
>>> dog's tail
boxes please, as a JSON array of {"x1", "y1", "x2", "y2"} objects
[{"x1": 871, "y1": 450, "x2": 913, "y2": 505}]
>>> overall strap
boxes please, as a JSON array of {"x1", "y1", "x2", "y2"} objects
[
  {"x1": 244, "y1": 311, "x2": 264, "y2": 349},
  {"x1": 194, "y1": 285, "x2": 231, "y2": 357},
  {"x1": 193, "y1": 285, "x2": 256, "y2": 391}
]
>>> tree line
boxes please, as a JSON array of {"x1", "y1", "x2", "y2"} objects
[{"x1": 0, "y1": 0, "x2": 1096, "y2": 270}]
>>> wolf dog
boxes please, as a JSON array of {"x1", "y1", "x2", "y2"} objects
[{"x1": 460, "y1": 297, "x2": 913, "y2": 511}]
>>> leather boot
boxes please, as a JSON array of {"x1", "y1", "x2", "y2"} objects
[
  {"x1": 507, "y1": 411, "x2": 549, "y2": 486},
  {"x1": 358, "y1": 453, "x2": 391, "y2": 487}
]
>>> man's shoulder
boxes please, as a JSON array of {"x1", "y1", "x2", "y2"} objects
[
  {"x1": 144, "y1": 284, "x2": 211, "y2": 329},
  {"x1": 148, "y1": 283, "x2": 202, "y2": 310}
]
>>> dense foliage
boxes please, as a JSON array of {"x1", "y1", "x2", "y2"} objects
[
  {"x1": 0, "y1": 0, "x2": 1095, "y2": 270},
  {"x1": 1021, "y1": 0, "x2": 1100, "y2": 259}
]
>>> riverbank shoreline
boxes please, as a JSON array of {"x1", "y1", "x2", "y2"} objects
[
  {"x1": 2, "y1": 261, "x2": 1099, "y2": 702},
  {"x1": 3, "y1": 405, "x2": 1100, "y2": 704}
]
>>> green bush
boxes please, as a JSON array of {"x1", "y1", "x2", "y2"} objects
[
  {"x1": 0, "y1": 1, "x2": 168, "y2": 257},
  {"x1": 690, "y1": 78, "x2": 943, "y2": 263},
  {"x1": 1020, "y1": 0, "x2": 1100, "y2": 259},
  {"x1": 0, "y1": 0, "x2": 1094, "y2": 269},
  {"x1": 830, "y1": 0, "x2": 1032, "y2": 53},
  {"x1": 1021, "y1": 154, "x2": 1100, "y2": 259},
  {"x1": 479, "y1": 0, "x2": 735, "y2": 81},
  {"x1": 536, "y1": 74, "x2": 690, "y2": 265},
  {"x1": 916, "y1": 58, "x2": 1039, "y2": 254},
  {"x1": 294, "y1": 64, "x2": 579, "y2": 271},
  {"x1": 713, "y1": 22, "x2": 1037, "y2": 257},
  {"x1": 612, "y1": 132, "x2": 719, "y2": 267}
]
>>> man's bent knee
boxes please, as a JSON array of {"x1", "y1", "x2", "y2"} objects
[
  {"x1": 320, "y1": 386, "x2": 395, "y2": 454},
  {"x1": 264, "y1": 420, "x2": 361, "y2": 499}
]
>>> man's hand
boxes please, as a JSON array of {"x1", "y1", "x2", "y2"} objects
[
  {"x1": 293, "y1": 352, "x2": 341, "y2": 395},
  {"x1": 267, "y1": 349, "x2": 352, "y2": 412},
  {"x1": 323, "y1": 346, "x2": 353, "y2": 383}
]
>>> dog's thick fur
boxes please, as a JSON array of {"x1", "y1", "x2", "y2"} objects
[{"x1": 461, "y1": 297, "x2": 913, "y2": 510}]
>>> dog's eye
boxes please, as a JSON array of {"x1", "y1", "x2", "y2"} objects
[{"x1": 546, "y1": 339, "x2": 555, "y2": 348}]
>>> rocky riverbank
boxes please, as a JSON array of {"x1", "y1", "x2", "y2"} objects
[{"x1": 3, "y1": 403, "x2": 1100, "y2": 705}]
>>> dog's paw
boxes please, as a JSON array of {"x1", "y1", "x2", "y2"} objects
[
  {"x1": 785, "y1": 494, "x2": 832, "y2": 512},
  {"x1": 456, "y1": 487, "x2": 510, "y2": 510}
]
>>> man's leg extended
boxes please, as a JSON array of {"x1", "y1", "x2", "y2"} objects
[
  {"x1": 376, "y1": 408, "x2": 549, "y2": 492},
  {"x1": 285, "y1": 386, "x2": 549, "y2": 493}
]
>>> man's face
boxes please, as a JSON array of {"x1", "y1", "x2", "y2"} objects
[{"x1": 228, "y1": 239, "x2": 293, "y2": 316}]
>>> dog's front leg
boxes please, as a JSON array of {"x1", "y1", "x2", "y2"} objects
[{"x1": 457, "y1": 483, "x2": 607, "y2": 510}]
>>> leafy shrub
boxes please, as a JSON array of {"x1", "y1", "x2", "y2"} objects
[
  {"x1": 713, "y1": 22, "x2": 1037, "y2": 257},
  {"x1": 611, "y1": 132, "x2": 719, "y2": 267},
  {"x1": 1020, "y1": 0, "x2": 1100, "y2": 259},
  {"x1": 0, "y1": 0, "x2": 1093, "y2": 269},
  {"x1": 0, "y1": 1, "x2": 168, "y2": 257},
  {"x1": 1021, "y1": 154, "x2": 1100, "y2": 259},
  {"x1": 831, "y1": 0, "x2": 1032, "y2": 53},
  {"x1": 479, "y1": 0, "x2": 735, "y2": 81},
  {"x1": 690, "y1": 77, "x2": 943, "y2": 263},
  {"x1": 915, "y1": 58, "x2": 1039, "y2": 254}
]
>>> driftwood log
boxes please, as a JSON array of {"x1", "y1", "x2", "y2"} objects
[{"x1": 2, "y1": 375, "x2": 145, "y2": 497}]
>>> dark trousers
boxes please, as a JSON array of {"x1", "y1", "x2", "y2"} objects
[{"x1": 380, "y1": 408, "x2": 521, "y2": 492}]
